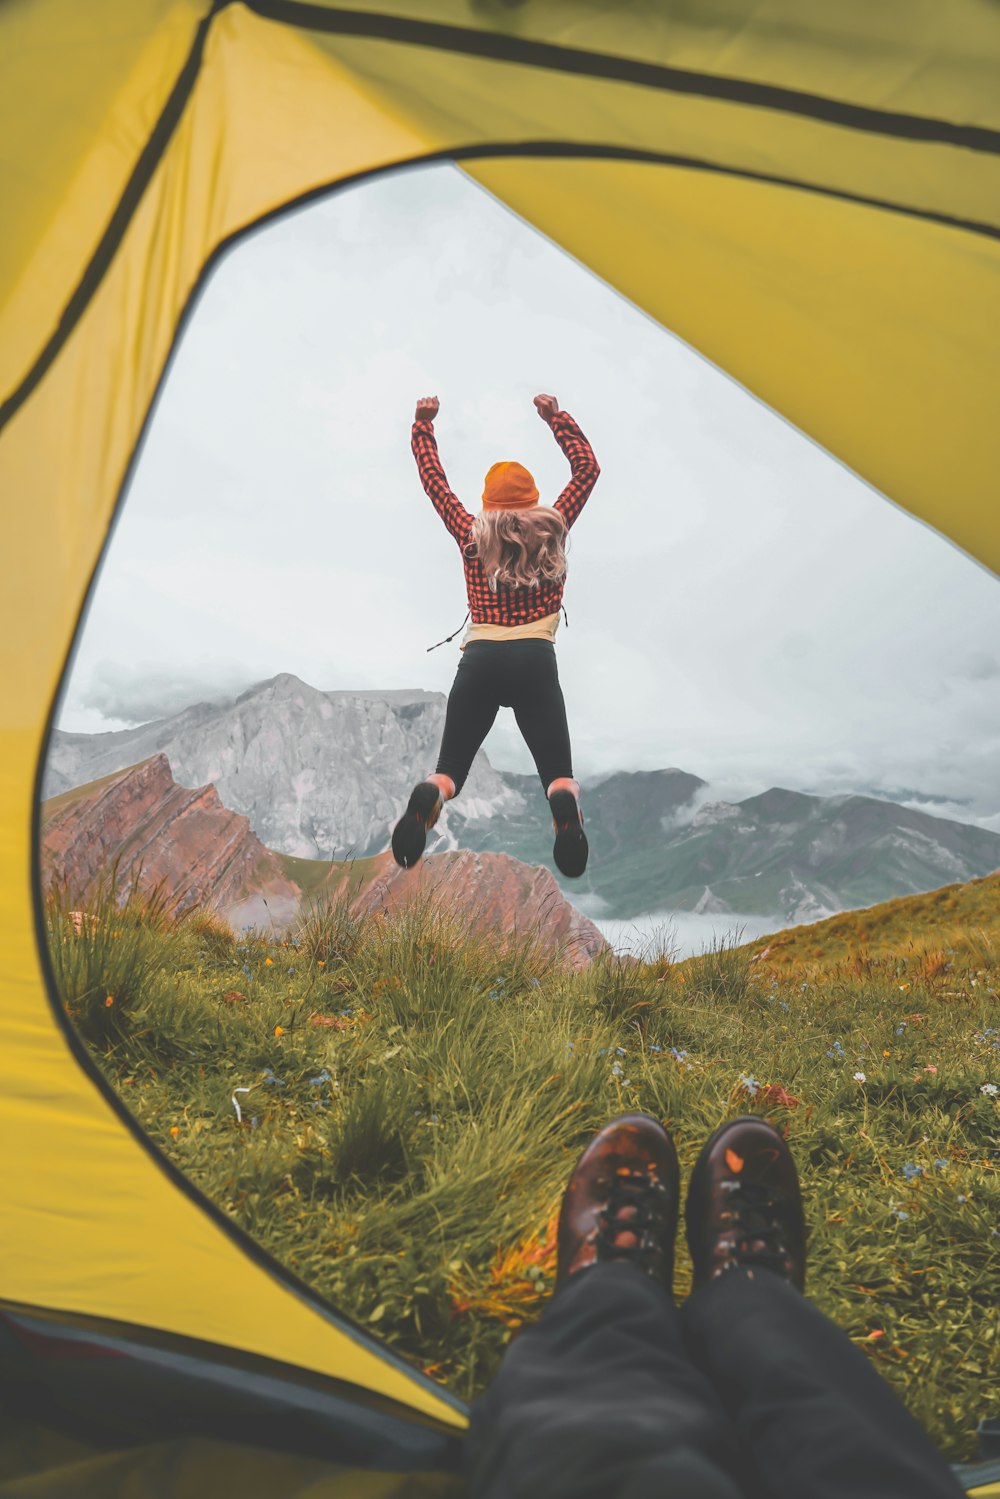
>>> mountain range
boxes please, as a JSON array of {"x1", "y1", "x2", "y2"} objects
[{"x1": 46, "y1": 674, "x2": 1000, "y2": 923}]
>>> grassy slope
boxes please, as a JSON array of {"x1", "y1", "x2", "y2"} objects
[
  {"x1": 744, "y1": 871, "x2": 1000, "y2": 972},
  {"x1": 45, "y1": 883, "x2": 1000, "y2": 1462}
]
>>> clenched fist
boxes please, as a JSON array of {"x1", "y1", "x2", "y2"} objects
[
  {"x1": 533, "y1": 393, "x2": 559, "y2": 423},
  {"x1": 415, "y1": 395, "x2": 440, "y2": 422}
]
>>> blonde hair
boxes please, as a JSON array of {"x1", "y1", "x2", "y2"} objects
[{"x1": 466, "y1": 507, "x2": 569, "y2": 591}]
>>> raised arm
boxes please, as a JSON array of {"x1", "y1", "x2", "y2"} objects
[
  {"x1": 534, "y1": 393, "x2": 600, "y2": 529},
  {"x1": 411, "y1": 395, "x2": 473, "y2": 547}
]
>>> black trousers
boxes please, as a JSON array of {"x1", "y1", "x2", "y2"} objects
[
  {"x1": 465, "y1": 1263, "x2": 967, "y2": 1499},
  {"x1": 435, "y1": 640, "x2": 573, "y2": 796}
]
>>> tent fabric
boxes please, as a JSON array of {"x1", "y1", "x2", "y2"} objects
[{"x1": 1, "y1": 0, "x2": 998, "y2": 1451}]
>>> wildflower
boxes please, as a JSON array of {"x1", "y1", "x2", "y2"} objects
[
  {"x1": 530, "y1": 978, "x2": 540, "y2": 988},
  {"x1": 265, "y1": 958, "x2": 273, "y2": 966},
  {"x1": 982, "y1": 1083, "x2": 998, "y2": 1096},
  {"x1": 611, "y1": 1063, "x2": 624, "y2": 1077},
  {"x1": 899, "y1": 983, "x2": 910, "y2": 992},
  {"x1": 274, "y1": 1025, "x2": 284, "y2": 1038},
  {"x1": 739, "y1": 1074, "x2": 760, "y2": 1096},
  {"x1": 317, "y1": 960, "x2": 325, "y2": 967},
  {"x1": 669, "y1": 1047, "x2": 688, "y2": 1062},
  {"x1": 923, "y1": 1064, "x2": 938, "y2": 1074},
  {"x1": 262, "y1": 1069, "x2": 285, "y2": 1087},
  {"x1": 616, "y1": 1047, "x2": 626, "y2": 1056},
  {"x1": 649, "y1": 1044, "x2": 662, "y2": 1054},
  {"x1": 894, "y1": 1210, "x2": 910, "y2": 1221},
  {"x1": 308, "y1": 1069, "x2": 332, "y2": 1086},
  {"x1": 895, "y1": 1023, "x2": 907, "y2": 1035},
  {"x1": 104, "y1": 995, "x2": 114, "y2": 1008},
  {"x1": 854, "y1": 1071, "x2": 867, "y2": 1083},
  {"x1": 933, "y1": 1159, "x2": 949, "y2": 1171},
  {"x1": 827, "y1": 1041, "x2": 846, "y2": 1058},
  {"x1": 565, "y1": 1042, "x2": 574, "y2": 1055},
  {"x1": 957, "y1": 1195, "x2": 968, "y2": 1204},
  {"x1": 882, "y1": 1049, "x2": 891, "y2": 1058},
  {"x1": 901, "y1": 1163, "x2": 924, "y2": 1181},
  {"x1": 169, "y1": 1125, "x2": 179, "y2": 1139}
]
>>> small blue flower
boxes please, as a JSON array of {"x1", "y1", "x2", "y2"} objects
[
  {"x1": 827, "y1": 1041, "x2": 846, "y2": 1059},
  {"x1": 262, "y1": 1069, "x2": 285, "y2": 1087},
  {"x1": 933, "y1": 1158, "x2": 949, "y2": 1171},
  {"x1": 611, "y1": 1063, "x2": 624, "y2": 1077},
  {"x1": 669, "y1": 1047, "x2": 688, "y2": 1062},
  {"x1": 529, "y1": 978, "x2": 541, "y2": 988},
  {"x1": 649, "y1": 1045, "x2": 662, "y2": 1054},
  {"x1": 565, "y1": 1042, "x2": 575, "y2": 1054},
  {"x1": 894, "y1": 1209, "x2": 909, "y2": 1220},
  {"x1": 739, "y1": 1074, "x2": 760, "y2": 1096},
  {"x1": 616, "y1": 1047, "x2": 626, "y2": 1056},
  {"x1": 309, "y1": 1069, "x2": 332, "y2": 1086},
  {"x1": 598, "y1": 1047, "x2": 608, "y2": 1056},
  {"x1": 901, "y1": 1163, "x2": 923, "y2": 1181},
  {"x1": 895, "y1": 1023, "x2": 907, "y2": 1035}
]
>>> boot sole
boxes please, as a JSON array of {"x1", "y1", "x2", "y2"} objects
[
  {"x1": 549, "y1": 789, "x2": 588, "y2": 878},
  {"x1": 391, "y1": 782, "x2": 442, "y2": 869}
]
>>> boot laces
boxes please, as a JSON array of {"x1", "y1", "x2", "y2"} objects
[
  {"x1": 720, "y1": 1178, "x2": 789, "y2": 1273},
  {"x1": 595, "y1": 1168, "x2": 667, "y2": 1264}
]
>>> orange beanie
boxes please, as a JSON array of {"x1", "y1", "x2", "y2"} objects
[{"x1": 482, "y1": 461, "x2": 539, "y2": 510}]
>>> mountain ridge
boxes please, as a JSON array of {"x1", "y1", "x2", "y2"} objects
[{"x1": 47, "y1": 675, "x2": 1000, "y2": 923}]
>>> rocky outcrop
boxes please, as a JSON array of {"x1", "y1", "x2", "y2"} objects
[
  {"x1": 40, "y1": 754, "x2": 300, "y2": 927},
  {"x1": 345, "y1": 850, "x2": 610, "y2": 971}
]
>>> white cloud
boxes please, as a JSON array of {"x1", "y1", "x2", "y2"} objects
[{"x1": 59, "y1": 163, "x2": 1000, "y2": 824}]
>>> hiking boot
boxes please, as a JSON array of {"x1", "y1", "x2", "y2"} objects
[
  {"x1": 556, "y1": 1113, "x2": 680, "y2": 1293},
  {"x1": 549, "y1": 787, "x2": 588, "y2": 878},
  {"x1": 685, "y1": 1116, "x2": 806, "y2": 1292},
  {"x1": 391, "y1": 781, "x2": 443, "y2": 869}
]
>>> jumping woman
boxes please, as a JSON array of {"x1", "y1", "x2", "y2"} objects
[{"x1": 391, "y1": 392, "x2": 600, "y2": 878}]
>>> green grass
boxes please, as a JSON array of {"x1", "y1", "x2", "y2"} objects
[{"x1": 45, "y1": 881, "x2": 1000, "y2": 1460}]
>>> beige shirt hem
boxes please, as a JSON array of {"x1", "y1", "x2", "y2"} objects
[{"x1": 460, "y1": 611, "x2": 561, "y2": 649}]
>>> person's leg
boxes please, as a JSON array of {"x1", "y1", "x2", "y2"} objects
[
  {"x1": 506, "y1": 642, "x2": 588, "y2": 878},
  {"x1": 392, "y1": 646, "x2": 501, "y2": 868},
  {"x1": 682, "y1": 1270, "x2": 966, "y2": 1499},
  {"x1": 681, "y1": 1117, "x2": 966, "y2": 1499},
  {"x1": 467, "y1": 1264, "x2": 747, "y2": 1499},
  {"x1": 466, "y1": 1114, "x2": 746, "y2": 1499},
  {"x1": 434, "y1": 644, "x2": 503, "y2": 797},
  {"x1": 506, "y1": 642, "x2": 573, "y2": 794}
]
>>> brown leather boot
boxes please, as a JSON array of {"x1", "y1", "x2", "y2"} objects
[
  {"x1": 556, "y1": 1113, "x2": 680, "y2": 1292},
  {"x1": 685, "y1": 1116, "x2": 806, "y2": 1292}
]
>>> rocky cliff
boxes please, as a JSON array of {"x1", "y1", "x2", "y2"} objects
[
  {"x1": 344, "y1": 849, "x2": 609, "y2": 972},
  {"x1": 41, "y1": 754, "x2": 301, "y2": 927}
]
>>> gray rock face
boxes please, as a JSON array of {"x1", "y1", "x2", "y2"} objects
[{"x1": 46, "y1": 674, "x2": 525, "y2": 859}]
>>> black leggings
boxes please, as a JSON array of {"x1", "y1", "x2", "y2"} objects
[{"x1": 434, "y1": 640, "x2": 573, "y2": 796}]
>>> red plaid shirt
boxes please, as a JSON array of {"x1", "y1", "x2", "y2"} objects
[{"x1": 411, "y1": 411, "x2": 600, "y2": 626}]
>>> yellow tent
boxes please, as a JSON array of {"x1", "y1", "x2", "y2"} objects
[{"x1": 1, "y1": 3, "x2": 997, "y2": 1492}]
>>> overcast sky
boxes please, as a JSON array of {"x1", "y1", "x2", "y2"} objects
[{"x1": 59, "y1": 162, "x2": 1000, "y2": 830}]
